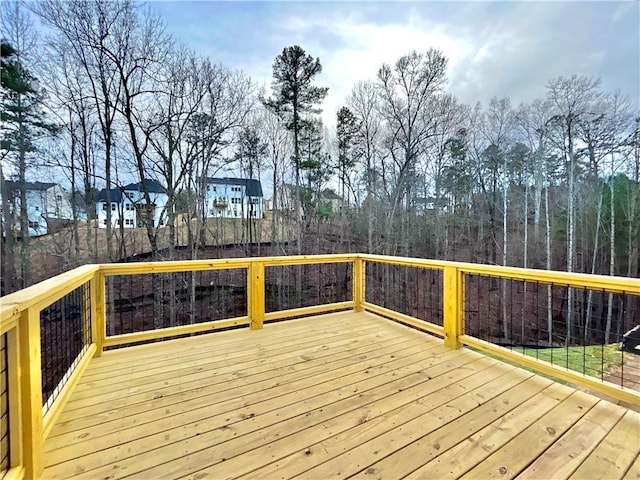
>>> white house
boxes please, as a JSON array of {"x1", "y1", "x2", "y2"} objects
[
  {"x1": 2, "y1": 181, "x2": 74, "y2": 236},
  {"x1": 319, "y1": 188, "x2": 344, "y2": 214},
  {"x1": 204, "y1": 177, "x2": 263, "y2": 219},
  {"x1": 96, "y1": 179, "x2": 168, "y2": 228}
]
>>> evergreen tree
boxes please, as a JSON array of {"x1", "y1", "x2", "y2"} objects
[
  {"x1": 336, "y1": 106, "x2": 359, "y2": 209},
  {"x1": 264, "y1": 45, "x2": 328, "y2": 192},
  {"x1": 264, "y1": 45, "x2": 328, "y2": 249},
  {"x1": 1, "y1": 39, "x2": 57, "y2": 287}
]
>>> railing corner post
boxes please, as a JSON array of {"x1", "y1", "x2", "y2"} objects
[
  {"x1": 443, "y1": 266, "x2": 463, "y2": 349},
  {"x1": 353, "y1": 257, "x2": 365, "y2": 312},
  {"x1": 249, "y1": 261, "x2": 265, "y2": 330},
  {"x1": 91, "y1": 271, "x2": 106, "y2": 357},
  {"x1": 19, "y1": 307, "x2": 44, "y2": 479}
]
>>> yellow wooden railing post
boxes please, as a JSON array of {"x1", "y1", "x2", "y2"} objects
[
  {"x1": 443, "y1": 266, "x2": 463, "y2": 349},
  {"x1": 353, "y1": 257, "x2": 365, "y2": 312},
  {"x1": 91, "y1": 271, "x2": 106, "y2": 357},
  {"x1": 19, "y1": 307, "x2": 43, "y2": 479},
  {"x1": 249, "y1": 262, "x2": 265, "y2": 330},
  {"x1": 6, "y1": 325, "x2": 24, "y2": 477}
]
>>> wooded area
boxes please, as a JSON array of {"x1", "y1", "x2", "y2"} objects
[{"x1": 1, "y1": 0, "x2": 638, "y2": 297}]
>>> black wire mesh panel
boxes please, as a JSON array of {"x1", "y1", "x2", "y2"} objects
[
  {"x1": 105, "y1": 269, "x2": 248, "y2": 336},
  {"x1": 364, "y1": 262, "x2": 444, "y2": 328},
  {"x1": 264, "y1": 262, "x2": 352, "y2": 314},
  {"x1": 40, "y1": 284, "x2": 92, "y2": 412},
  {"x1": 0, "y1": 332, "x2": 9, "y2": 476},
  {"x1": 463, "y1": 273, "x2": 640, "y2": 385}
]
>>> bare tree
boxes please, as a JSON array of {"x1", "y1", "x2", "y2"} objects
[
  {"x1": 258, "y1": 105, "x2": 291, "y2": 246},
  {"x1": 546, "y1": 75, "x2": 603, "y2": 345},
  {"x1": 376, "y1": 49, "x2": 448, "y2": 254},
  {"x1": 183, "y1": 62, "x2": 255, "y2": 252},
  {"x1": 347, "y1": 80, "x2": 383, "y2": 253},
  {"x1": 36, "y1": 0, "x2": 134, "y2": 261}
]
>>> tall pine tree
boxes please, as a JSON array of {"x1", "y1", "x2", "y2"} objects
[{"x1": 1, "y1": 39, "x2": 57, "y2": 288}]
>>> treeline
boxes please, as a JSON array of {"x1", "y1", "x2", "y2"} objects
[{"x1": 1, "y1": 1, "x2": 638, "y2": 296}]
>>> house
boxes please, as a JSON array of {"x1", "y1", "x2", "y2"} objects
[
  {"x1": 204, "y1": 177, "x2": 263, "y2": 219},
  {"x1": 96, "y1": 179, "x2": 168, "y2": 228},
  {"x1": 1, "y1": 181, "x2": 74, "y2": 236},
  {"x1": 275, "y1": 184, "x2": 345, "y2": 220},
  {"x1": 319, "y1": 188, "x2": 344, "y2": 214},
  {"x1": 415, "y1": 196, "x2": 449, "y2": 215}
]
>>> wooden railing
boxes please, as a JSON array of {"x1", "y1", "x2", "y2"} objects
[{"x1": 1, "y1": 254, "x2": 639, "y2": 479}]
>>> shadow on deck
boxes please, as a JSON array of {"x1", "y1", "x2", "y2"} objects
[{"x1": 43, "y1": 311, "x2": 640, "y2": 479}]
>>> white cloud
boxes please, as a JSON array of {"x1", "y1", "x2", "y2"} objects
[
  {"x1": 280, "y1": 13, "x2": 476, "y2": 126},
  {"x1": 153, "y1": 1, "x2": 639, "y2": 129}
]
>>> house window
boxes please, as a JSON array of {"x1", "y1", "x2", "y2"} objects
[
  {"x1": 231, "y1": 198, "x2": 242, "y2": 204},
  {"x1": 206, "y1": 185, "x2": 210, "y2": 191},
  {"x1": 250, "y1": 198, "x2": 259, "y2": 204},
  {"x1": 125, "y1": 203, "x2": 133, "y2": 211},
  {"x1": 125, "y1": 218, "x2": 133, "y2": 226},
  {"x1": 56, "y1": 194, "x2": 62, "y2": 202},
  {"x1": 29, "y1": 221, "x2": 40, "y2": 229},
  {"x1": 111, "y1": 203, "x2": 116, "y2": 211},
  {"x1": 34, "y1": 206, "x2": 39, "y2": 211},
  {"x1": 212, "y1": 186, "x2": 217, "y2": 192},
  {"x1": 231, "y1": 186, "x2": 241, "y2": 192}
]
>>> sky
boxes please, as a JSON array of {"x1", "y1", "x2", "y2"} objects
[{"x1": 150, "y1": 0, "x2": 640, "y2": 128}]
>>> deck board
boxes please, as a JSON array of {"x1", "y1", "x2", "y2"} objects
[{"x1": 42, "y1": 310, "x2": 640, "y2": 480}]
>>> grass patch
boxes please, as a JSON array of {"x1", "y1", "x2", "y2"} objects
[{"x1": 512, "y1": 343, "x2": 622, "y2": 378}]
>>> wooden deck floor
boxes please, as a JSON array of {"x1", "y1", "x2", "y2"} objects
[{"x1": 43, "y1": 311, "x2": 640, "y2": 480}]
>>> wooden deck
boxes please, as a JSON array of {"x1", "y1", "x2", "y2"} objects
[{"x1": 42, "y1": 311, "x2": 640, "y2": 480}]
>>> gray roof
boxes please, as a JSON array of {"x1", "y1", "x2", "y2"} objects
[
  {"x1": 5, "y1": 181, "x2": 57, "y2": 192},
  {"x1": 123, "y1": 179, "x2": 166, "y2": 194},
  {"x1": 206, "y1": 177, "x2": 263, "y2": 197},
  {"x1": 96, "y1": 180, "x2": 166, "y2": 203},
  {"x1": 95, "y1": 189, "x2": 123, "y2": 202},
  {"x1": 321, "y1": 189, "x2": 342, "y2": 201}
]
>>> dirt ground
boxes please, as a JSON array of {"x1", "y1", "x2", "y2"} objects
[{"x1": 603, "y1": 351, "x2": 640, "y2": 411}]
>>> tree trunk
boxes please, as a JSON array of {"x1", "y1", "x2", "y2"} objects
[
  {"x1": 585, "y1": 189, "x2": 603, "y2": 339},
  {"x1": 502, "y1": 184, "x2": 508, "y2": 340},
  {"x1": 566, "y1": 145, "x2": 576, "y2": 346},
  {"x1": 18, "y1": 148, "x2": 30, "y2": 288},
  {"x1": 605, "y1": 174, "x2": 615, "y2": 343},
  {"x1": 0, "y1": 163, "x2": 17, "y2": 294},
  {"x1": 545, "y1": 182, "x2": 553, "y2": 345}
]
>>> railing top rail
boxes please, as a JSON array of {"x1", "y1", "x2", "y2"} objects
[
  {"x1": 98, "y1": 258, "x2": 253, "y2": 276},
  {"x1": 259, "y1": 253, "x2": 358, "y2": 266},
  {"x1": 0, "y1": 264, "x2": 99, "y2": 330},
  {"x1": 97, "y1": 254, "x2": 358, "y2": 276},
  {"x1": 359, "y1": 254, "x2": 640, "y2": 294}
]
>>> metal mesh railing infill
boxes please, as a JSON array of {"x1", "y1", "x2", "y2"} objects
[
  {"x1": 40, "y1": 284, "x2": 92, "y2": 413},
  {"x1": 264, "y1": 262, "x2": 352, "y2": 316},
  {"x1": 364, "y1": 261, "x2": 443, "y2": 330},
  {"x1": 463, "y1": 273, "x2": 640, "y2": 387},
  {"x1": 105, "y1": 268, "x2": 248, "y2": 338},
  {"x1": 1, "y1": 332, "x2": 9, "y2": 477}
]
